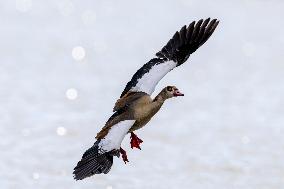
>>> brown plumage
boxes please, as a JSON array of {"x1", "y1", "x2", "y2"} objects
[
  {"x1": 73, "y1": 18, "x2": 219, "y2": 180},
  {"x1": 96, "y1": 87, "x2": 176, "y2": 139},
  {"x1": 113, "y1": 92, "x2": 147, "y2": 112}
]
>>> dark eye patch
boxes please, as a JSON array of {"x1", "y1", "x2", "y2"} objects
[{"x1": 167, "y1": 86, "x2": 173, "y2": 91}]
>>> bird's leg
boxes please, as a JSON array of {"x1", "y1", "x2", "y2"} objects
[
  {"x1": 120, "y1": 147, "x2": 129, "y2": 164},
  {"x1": 130, "y1": 132, "x2": 143, "y2": 150}
]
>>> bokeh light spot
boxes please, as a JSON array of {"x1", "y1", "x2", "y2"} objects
[
  {"x1": 72, "y1": 46, "x2": 86, "y2": 61},
  {"x1": 66, "y1": 88, "x2": 78, "y2": 100},
  {"x1": 57, "y1": 127, "x2": 67, "y2": 136}
]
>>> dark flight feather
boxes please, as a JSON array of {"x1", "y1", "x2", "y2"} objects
[
  {"x1": 73, "y1": 140, "x2": 116, "y2": 180},
  {"x1": 156, "y1": 18, "x2": 219, "y2": 65}
]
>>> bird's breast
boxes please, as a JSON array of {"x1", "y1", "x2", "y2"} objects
[
  {"x1": 129, "y1": 102, "x2": 162, "y2": 132},
  {"x1": 133, "y1": 103, "x2": 157, "y2": 120}
]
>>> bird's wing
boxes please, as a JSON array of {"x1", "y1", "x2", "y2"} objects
[
  {"x1": 113, "y1": 91, "x2": 148, "y2": 112},
  {"x1": 73, "y1": 119, "x2": 135, "y2": 180},
  {"x1": 120, "y1": 18, "x2": 219, "y2": 98},
  {"x1": 97, "y1": 120, "x2": 136, "y2": 152},
  {"x1": 96, "y1": 107, "x2": 135, "y2": 152}
]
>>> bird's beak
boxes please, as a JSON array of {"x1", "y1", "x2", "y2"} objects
[{"x1": 173, "y1": 90, "x2": 184, "y2": 97}]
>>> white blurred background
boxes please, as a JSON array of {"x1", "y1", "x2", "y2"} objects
[{"x1": 1, "y1": 0, "x2": 284, "y2": 188}]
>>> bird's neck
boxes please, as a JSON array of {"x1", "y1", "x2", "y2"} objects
[{"x1": 153, "y1": 91, "x2": 167, "y2": 106}]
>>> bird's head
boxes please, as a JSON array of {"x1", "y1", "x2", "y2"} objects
[{"x1": 163, "y1": 86, "x2": 184, "y2": 99}]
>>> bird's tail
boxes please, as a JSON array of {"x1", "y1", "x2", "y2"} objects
[{"x1": 73, "y1": 140, "x2": 119, "y2": 180}]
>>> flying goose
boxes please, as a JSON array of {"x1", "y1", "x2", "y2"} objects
[{"x1": 73, "y1": 18, "x2": 219, "y2": 180}]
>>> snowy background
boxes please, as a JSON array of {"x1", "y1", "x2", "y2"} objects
[{"x1": 1, "y1": 0, "x2": 284, "y2": 189}]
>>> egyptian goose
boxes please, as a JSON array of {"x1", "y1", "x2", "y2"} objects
[{"x1": 73, "y1": 18, "x2": 219, "y2": 180}]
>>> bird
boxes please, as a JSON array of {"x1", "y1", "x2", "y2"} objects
[{"x1": 73, "y1": 18, "x2": 219, "y2": 180}]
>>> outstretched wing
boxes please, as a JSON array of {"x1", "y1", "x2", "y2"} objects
[
  {"x1": 96, "y1": 106, "x2": 135, "y2": 144},
  {"x1": 97, "y1": 120, "x2": 136, "y2": 152},
  {"x1": 120, "y1": 18, "x2": 219, "y2": 98},
  {"x1": 73, "y1": 119, "x2": 135, "y2": 180}
]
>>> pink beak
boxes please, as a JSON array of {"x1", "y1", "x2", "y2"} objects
[{"x1": 173, "y1": 90, "x2": 184, "y2": 97}]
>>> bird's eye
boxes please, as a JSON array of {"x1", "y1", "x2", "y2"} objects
[{"x1": 167, "y1": 86, "x2": 173, "y2": 91}]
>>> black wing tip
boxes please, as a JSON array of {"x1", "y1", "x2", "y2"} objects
[
  {"x1": 73, "y1": 142, "x2": 114, "y2": 180},
  {"x1": 73, "y1": 154, "x2": 113, "y2": 180},
  {"x1": 156, "y1": 18, "x2": 220, "y2": 65}
]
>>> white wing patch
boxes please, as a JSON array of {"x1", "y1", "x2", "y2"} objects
[
  {"x1": 131, "y1": 60, "x2": 177, "y2": 95},
  {"x1": 98, "y1": 120, "x2": 135, "y2": 153}
]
